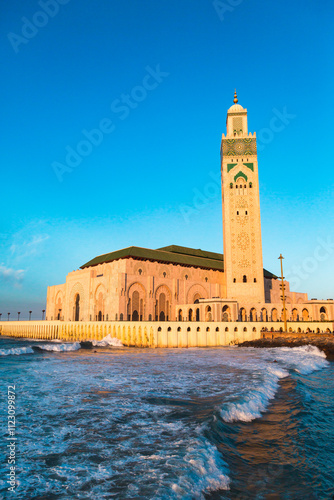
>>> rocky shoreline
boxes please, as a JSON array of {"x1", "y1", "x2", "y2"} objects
[{"x1": 239, "y1": 333, "x2": 334, "y2": 360}]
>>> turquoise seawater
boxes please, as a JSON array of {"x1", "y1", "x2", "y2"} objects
[{"x1": 0, "y1": 336, "x2": 333, "y2": 499}]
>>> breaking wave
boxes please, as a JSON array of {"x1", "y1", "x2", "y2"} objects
[
  {"x1": 92, "y1": 334, "x2": 123, "y2": 347},
  {"x1": 36, "y1": 342, "x2": 81, "y2": 352},
  {"x1": 220, "y1": 345, "x2": 329, "y2": 423},
  {"x1": 0, "y1": 346, "x2": 34, "y2": 356}
]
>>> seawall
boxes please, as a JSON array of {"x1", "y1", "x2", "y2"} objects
[
  {"x1": 240, "y1": 331, "x2": 334, "y2": 359},
  {"x1": 0, "y1": 320, "x2": 333, "y2": 348}
]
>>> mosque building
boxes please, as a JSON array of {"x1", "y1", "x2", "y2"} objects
[{"x1": 46, "y1": 93, "x2": 334, "y2": 325}]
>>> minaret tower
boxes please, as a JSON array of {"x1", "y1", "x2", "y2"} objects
[{"x1": 221, "y1": 91, "x2": 265, "y2": 303}]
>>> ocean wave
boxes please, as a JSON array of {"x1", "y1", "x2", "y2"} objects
[
  {"x1": 0, "y1": 346, "x2": 34, "y2": 356},
  {"x1": 170, "y1": 430, "x2": 230, "y2": 499},
  {"x1": 221, "y1": 344, "x2": 329, "y2": 423},
  {"x1": 36, "y1": 342, "x2": 81, "y2": 352},
  {"x1": 220, "y1": 365, "x2": 289, "y2": 423},
  {"x1": 272, "y1": 345, "x2": 329, "y2": 375},
  {"x1": 92, "y1": 334, "x2": 123, "y2": 347}
]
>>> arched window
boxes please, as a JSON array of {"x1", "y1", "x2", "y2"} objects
[
  {"x1": 158, "y1": 293, "x2": 166, "y2": 321},
  {"x1": 302, "y1": 309, "x2": 309, "y2": 321},
  {"x1": 193, "y1": 293, "x2": 201, "y2": 304},
  {"x1": 250, "y1": 308, "x2": 257, "y2": 322},
  {"x1": 205, "y1": 306, "x2": 212, "y2": 322},
  {"x1": 178, "y1": 309, "x2": 182, "y2": 321},
  {"x1": 271, "y1": 308, "x2": 278, "y2": 321},
  {"x1": 188, "y1": 309, "x2": 193, "y2": 321},
  {"x1": 320, "y1": 306, "x2": 327, "y2": 321},
  {"x1": 132, "y1": 291, "x2": 140, "y2": 321},
  {"x1": 243, "y1": 275, "x2": 247, "y2": 283},
  {"x1": 261, "y1": 308, "x2": 267, "y2": 321},
  {"x1": 239, "y1": 308, "x2": 246, "y2": 322},
  {"x1": 74, "y1": 294, "x2": 80, "y2": 321},
  {"x1": 222, "y1": 305, "x2": 231, "y2": 322},
  {"x1": 196, "y1": 308, "x2": 200, "y2": 321}
]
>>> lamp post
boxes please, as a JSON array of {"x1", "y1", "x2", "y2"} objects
[
  {"x1": 18, "y1": 312, "x2": 20, "y2": 321},
  {"x1": 42, "y1": 309, "x2": 45, "y2": 320},
  {"x1": 8, "y1": 313, "x2": 10, "y2": 321},
  {"x1": 29, "y1": 311, "x2": 32, "y2": 321},
  {"x1": 278, "y1": 254, "x2": 287, "y2": 333}
]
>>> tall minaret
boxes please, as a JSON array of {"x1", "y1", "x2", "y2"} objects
[{"x1": 221, "y1": 91, "x2": 265, "y2": 303}]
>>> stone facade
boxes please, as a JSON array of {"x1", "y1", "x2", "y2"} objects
[
  {"x1": 221, "y1": 94, "x2": 264, "y2": 303},
  {"x1": 46, "y1": 93, "x2": 334, "y2": 325},
  {"x1": 46, "y1": 251, "x2": 226, "y2": 322}
]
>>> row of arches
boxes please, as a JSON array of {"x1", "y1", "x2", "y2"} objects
[
  {"x1": 239, "y1": 307, "x2": 329, "y2": 322},
  {"x1": 53, "y1": 283, "x2": 330, "y2": 323},
  {"x1": 158, "y1": 325, "x2": 258, "y2": 333}
]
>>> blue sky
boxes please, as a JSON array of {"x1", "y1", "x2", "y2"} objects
[{"x1": 1, "y1": 0, "x2": 333, "y2": 318}]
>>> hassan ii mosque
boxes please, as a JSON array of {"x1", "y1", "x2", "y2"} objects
[{"x1": 46, "y1": 93, "x2": 334, "y2": 326}]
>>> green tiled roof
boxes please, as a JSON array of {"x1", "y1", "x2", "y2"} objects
[
  {"x1": 80, "y1": 244, "x2": 277, "y2": 278},
  {"x1": 157, "y1": 245, "x2": 224, "y2": 261},
  {"x1": 81, "y1": 246, "x2": 224, "y2": 271}
]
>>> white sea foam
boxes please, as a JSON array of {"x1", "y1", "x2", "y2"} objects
[
  {"x1": 220, "y1": 365, "x2": 289, "y2": 423},
  {"x1": 170, "y1": 431, "x2": 230, "y2": 499},
  {"x1": 0, "y1": 346, "x2": 34, "y2": 356},
  {"x1": 37, "y1": 342, "x2": 81, "y2": 352},
  {"x1": 221, "y1": 344, "x2": 329, "y2": 423},
  {"x1": 271, "y1": 345, "x2": 329, "y2": 375},
  {"x1": 92, "y1": 334, "x2": 123, "y2": 347}
]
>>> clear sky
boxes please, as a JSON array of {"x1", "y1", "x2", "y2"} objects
[{"x1": 1, "y1": 0, "x2": 333, "y2": 319}]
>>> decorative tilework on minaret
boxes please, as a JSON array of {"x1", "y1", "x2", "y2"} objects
[{"x1": 221, "y1": 92, "x2": 265, "y2": 303}]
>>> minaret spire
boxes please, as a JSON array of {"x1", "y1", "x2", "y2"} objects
[{"x1": 233, "y1": 89, "x2": 238, "y2": 104}]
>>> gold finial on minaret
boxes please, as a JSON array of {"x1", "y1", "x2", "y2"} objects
[{"x1": 233, "y1": 89, "x2": 238, "y2": 104}]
